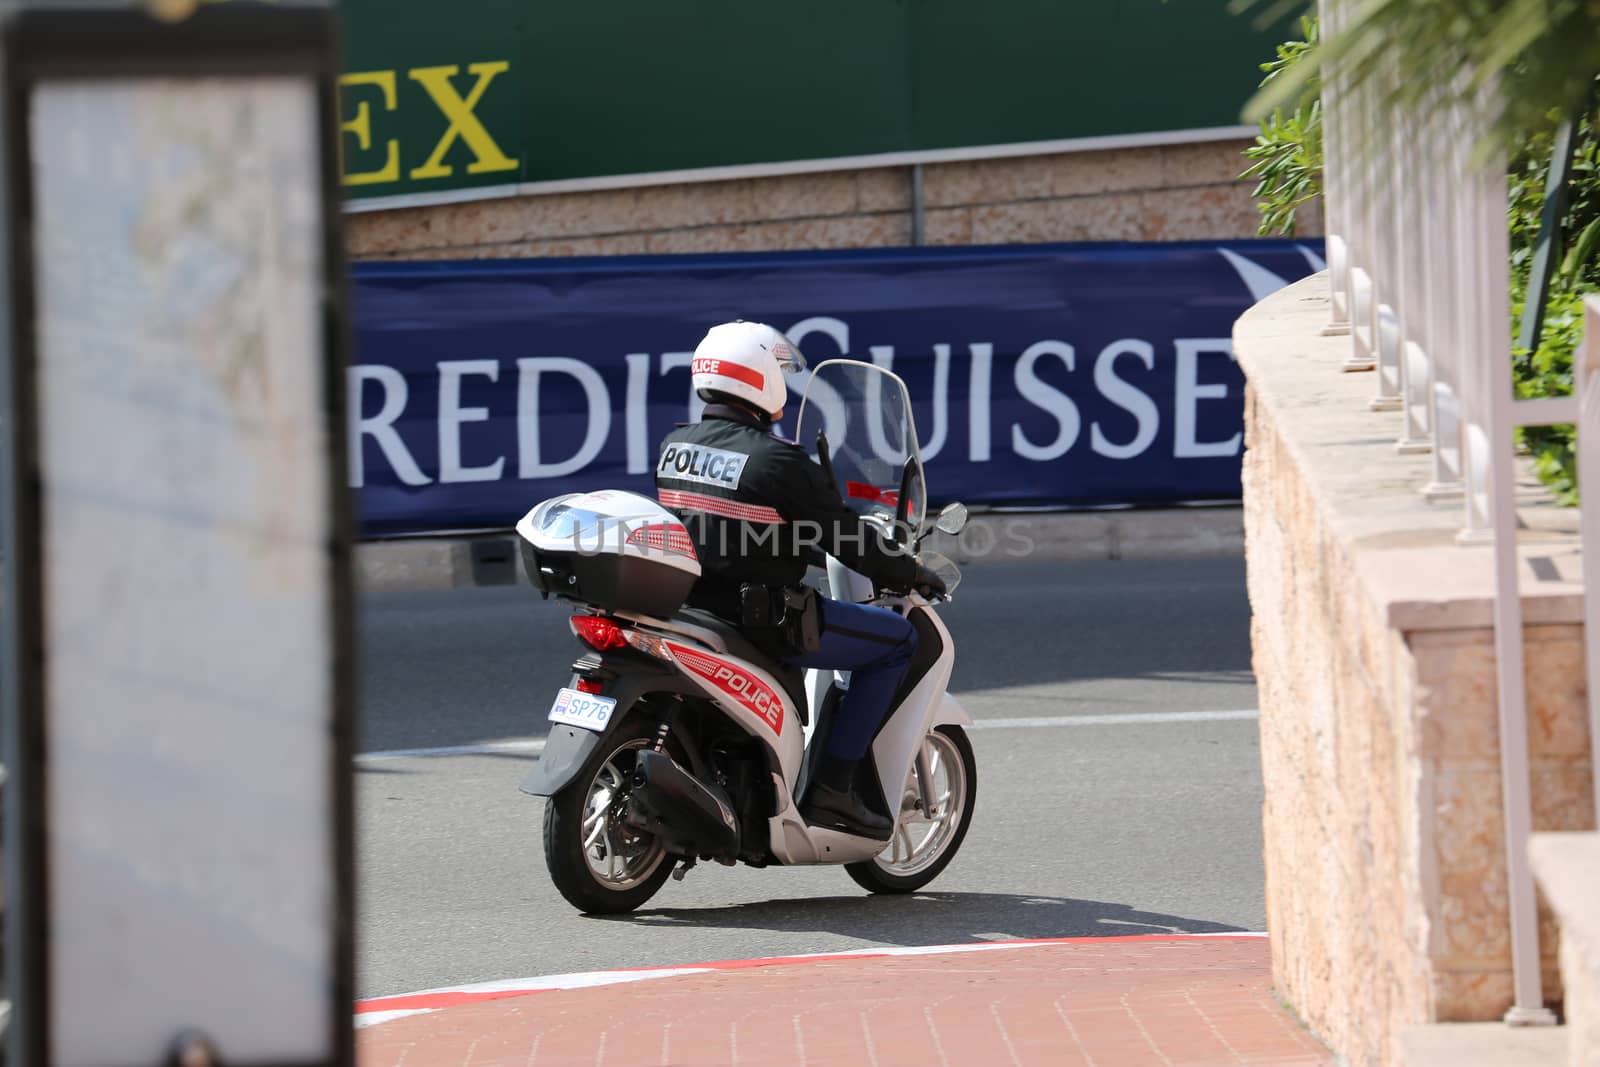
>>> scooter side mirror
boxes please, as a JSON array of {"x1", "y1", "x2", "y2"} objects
[{"x1": 934, "y1": 502, "x2": 968, "y2": 535}]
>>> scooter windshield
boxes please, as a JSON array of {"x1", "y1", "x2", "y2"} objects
[{"x1": 794, "y1": 359, "x2": 927, "y2": 532}]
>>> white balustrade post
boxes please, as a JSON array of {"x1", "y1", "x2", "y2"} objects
[
  {"x1": 1476, "y1": 144, "x2": 1558, "y2": 1026},
  {"x1": 1423, "y1": 91, "x2": 1465, "y2": 500},
  {"x1": 1456, "y1": 93, "x2": 1494, "y2": 541},
  {"x1": 1347, "y1": 53, "x2": 1379, "y2": 373},
  {"x1": 1319, "y1": 0, "x2": 1352, "y2": 337},
  {"x1": 1396, "y1": 99, "x2": 1431, "y2": 452},
  {"x1": 1578, "y1": 295, "x2": 1600, "y2": 831},
  {"x1": 1370, "y1": 71, "x2": 1403, "y2": 413}
]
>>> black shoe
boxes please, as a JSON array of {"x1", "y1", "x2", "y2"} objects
[{"x1": 802, "y1": 782, "x2": 894, "y2": 840}]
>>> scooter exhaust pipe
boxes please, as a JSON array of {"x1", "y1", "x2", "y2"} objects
[{"x1": 628, "y1": 749, "x2": 739, "y2": 857}]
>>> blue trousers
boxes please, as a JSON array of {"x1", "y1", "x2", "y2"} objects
[{"x1": 781, "y1": 598, "x2": 918, "y2": 760}]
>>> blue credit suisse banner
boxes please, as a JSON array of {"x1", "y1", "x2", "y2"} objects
[{"x1": 351, "y1": 239, "x2": 1324, "y2": 536}]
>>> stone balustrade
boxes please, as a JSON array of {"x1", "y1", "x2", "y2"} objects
[{"x1": 1235, "y1": 271, "x2": 1596, "y2": 1066}]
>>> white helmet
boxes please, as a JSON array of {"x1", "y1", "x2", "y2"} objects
[{"x1": 691, "y1": 321, "x2": 806, "y2": 419}]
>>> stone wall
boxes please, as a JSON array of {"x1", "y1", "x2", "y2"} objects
[
  {"x1": 346, "y1": 138, "x2": 1300, "y2": 260},
  {"x1": 1235, "y1": 273, "x2": 1596, "y2": 1067},
  {"x1": 1244, "y1": 381, "x2": 1432, "y2": 1066}
]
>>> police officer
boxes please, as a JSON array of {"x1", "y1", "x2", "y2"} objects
[{"x1": 654, "y1": 321, "x2": 948, "y2": 840}]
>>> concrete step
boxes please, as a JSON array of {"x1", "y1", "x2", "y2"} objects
[
  {"x1": 1399, "y1": 1022, "x2": 1566, "y2": 1066},
  {"x1": 1532, "y1": 832, "x2": 1600, "y2": 1066}
]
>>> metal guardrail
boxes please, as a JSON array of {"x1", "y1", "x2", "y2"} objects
[{"x1": 1317, "y1": 0, "x2": 1600, "y2": 1027}]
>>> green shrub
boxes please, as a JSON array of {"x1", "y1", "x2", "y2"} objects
[
  {"x1": 1240, "y1": 16, "x2": 1321, "y2": 237},
  {"x1": 1509, "y1": 111, "x2": 1600, "y2": 504}
]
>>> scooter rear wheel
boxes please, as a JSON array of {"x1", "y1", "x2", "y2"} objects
[
  {"x1": 845, "y1": 725, "x2": 977, "y2": 894},
  {"x1": 543, "y1": 719, "x2": 676, "y2": 914}
]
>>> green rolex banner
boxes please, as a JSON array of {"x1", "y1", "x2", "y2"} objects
[{"x1": 336, "y1": 0, "x2": 1292, "y2": 209}]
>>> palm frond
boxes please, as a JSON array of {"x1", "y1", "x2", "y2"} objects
[{"x1": 1235, "y1": 0, "x2": 1600, "y2": 146}]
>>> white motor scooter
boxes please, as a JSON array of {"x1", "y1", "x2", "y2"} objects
[{"x1": 517, "y1": 360, "x2": 975, "y2": 914}]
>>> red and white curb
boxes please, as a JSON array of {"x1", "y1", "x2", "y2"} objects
[{"x1": 354, "y1": 932, "x2": 1267, "y2": 1030}]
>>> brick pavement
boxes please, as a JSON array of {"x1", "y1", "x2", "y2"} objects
[{"x1": 358, "y1": 936, "x2": 1331, "y2": 1066}]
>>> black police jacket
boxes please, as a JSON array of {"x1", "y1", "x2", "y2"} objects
[{"x1": 655, "y1": 403, "x2": 918, "y2": 617}]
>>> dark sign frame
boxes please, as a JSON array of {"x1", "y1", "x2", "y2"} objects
[{"x1": 0, "y1": 7, "x2": 355, "y2": 1066}]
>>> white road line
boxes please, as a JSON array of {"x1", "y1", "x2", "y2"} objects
[
  {"x1": 354, "y1": 739, "x2": 548, "y2": 764},
  {"x1": 354, "y1": 934, "x2": 1270, "y2": 1027},
  {"x1": 354, "y1": 709, "x2": 1259, "y2": 763},
  {"x1": 966, "y1": 709, "x2": 1259, "y2": 730},
  {"x1": 354, "y1": 1008, "x2": 434, "y2": 1029}
]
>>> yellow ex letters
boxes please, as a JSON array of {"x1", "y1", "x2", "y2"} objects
[{"x1": 338, "y1": 61, "x2": 519, "y2": 188}]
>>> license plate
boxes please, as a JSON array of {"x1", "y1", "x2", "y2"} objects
[{"x1": 547, "y1": 688, "x2": 616, "y2": 732}]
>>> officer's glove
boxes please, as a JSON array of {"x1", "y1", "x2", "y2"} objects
[{"x1": 911, "y1": 561, "x2": 949, "y2": 599}]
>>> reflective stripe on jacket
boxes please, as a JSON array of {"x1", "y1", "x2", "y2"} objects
[{"x1": 654, "y1": 403, "x2": 917, "y2": 615}]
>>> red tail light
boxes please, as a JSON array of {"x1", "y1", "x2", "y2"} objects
[
  {"x1": 574, "y1": 677, "x2": 604, "y2": 694},
  {"x1": 570, "y1": 614, "x2": 627, "y2": 650}
]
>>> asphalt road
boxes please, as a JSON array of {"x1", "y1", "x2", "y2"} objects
[{"x1": 356, "y1": 558, "x2": 1262, "y2": 998}]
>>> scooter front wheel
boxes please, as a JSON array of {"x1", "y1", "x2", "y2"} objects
[
  {"x1": 845, "y1": 725, "x2": 977, "y2": 894},
  {"x1": 542, "y1": 719, "x2": 675, "y2": 914}
]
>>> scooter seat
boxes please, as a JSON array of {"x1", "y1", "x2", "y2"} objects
[{"x1": 674, "y1": 608, "x2": 811, "y2": 726}]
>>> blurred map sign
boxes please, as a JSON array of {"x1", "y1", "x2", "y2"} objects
[{"x1": 0, "y1": 7, "x2": 353, "y2": 1067}]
